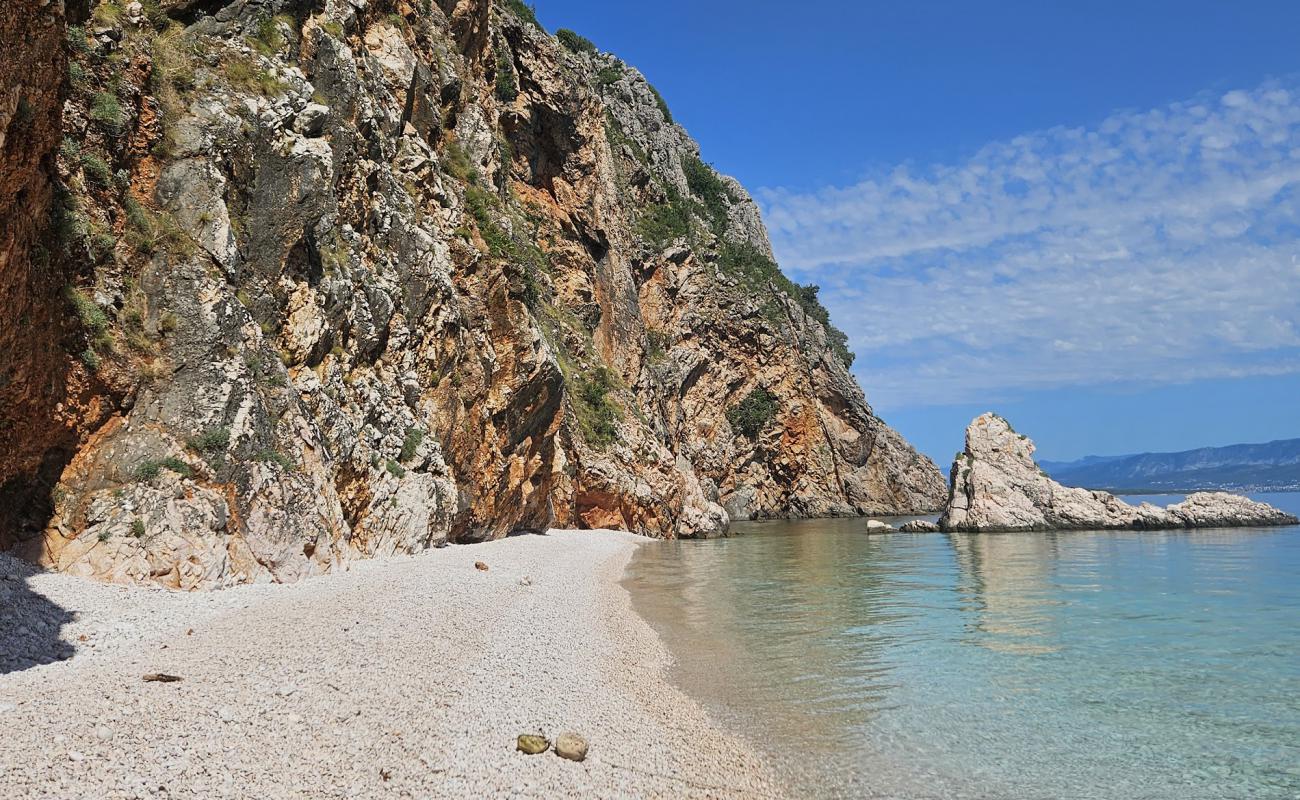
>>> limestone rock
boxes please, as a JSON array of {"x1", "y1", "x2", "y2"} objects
[
  {"x1": 865, "y1": 520, "x2": 894, "y2": 533},
  {"x1": 293, "y1": 103, "x2": 330, "y2": 137},
  {"x1": 0, "y1": 0, "x2": 945, "y2": 588},
  {"x1": 554, "y1": 732, "x2": 588, "y2": 762},
  {"x1": 899, "y1": 520, "x2": 940, "y2": 533},
  {"x1": 1164, "y1": 492, "x2": 1300, "y2": 528},
  {"x1": 940, "y1": 414, "x2": 1298, "y2": 532}
]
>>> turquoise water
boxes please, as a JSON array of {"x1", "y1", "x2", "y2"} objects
[{"x1": 624, "y1": 494, "x2": 1300, "y2": 799}]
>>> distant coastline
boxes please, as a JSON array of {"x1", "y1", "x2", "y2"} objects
[
  {"x1": 1042, "y1": 437, "x2": 1300, "y2": 495},
  {"x1": 1106, "y1": 487, "x2": 1300, "y2": 496}
]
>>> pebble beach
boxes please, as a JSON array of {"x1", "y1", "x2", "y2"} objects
[{"x1": 0, "y1": 531, "x2": 781, "y2": 799}]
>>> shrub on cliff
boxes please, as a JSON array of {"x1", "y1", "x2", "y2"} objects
[
  {"x1": 596, "y1": 64, "x2": 624, "y2": 87},
  {"x1": 66, "y1": 287, "x2": 108, "y2": 337},
  {"x1": 683, "y1": 155, "x2": 730, "y2": 232},
  {"x1": 794, "y1": 284, "x2": 855, "y2": 368},
  {"x1": 648, "y1": 83, "x2": 673, "y2": 124},
  {"x1": 636, "y1": 201, "x2": 690, "y2": 246},
  {"x1": 134, "y1": 458, "x2": 193, "y2": 481},
  {"x1": 574, "y1": 367, "x2": 622, "y2": 447},
  {"x1": 505, "y1": 0, "x2": 542, "y2": 30},
  {"x1": 187, "y1": 428, "x2": 231, "y2": 464},
  {"x1": 557, "y1": 29, "x2": 596, "y2": 54},
  {"x1": 727, "y1": 388, "x2": 778, "y2": 439},
  {"x1": 494, "y1": 48, "x2": 518, "y2": 102},
  {"x1": 718, "y1": 243, "x2": 856, "y2": 368}
]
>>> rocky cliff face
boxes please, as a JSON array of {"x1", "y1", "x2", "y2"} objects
[
  {"x1": 0, "y1": 0, "x2": 99, "y2": 545},
  {"x1": 1, "y1": 0, "x2": 944, "y2": 588},
  {"x1": 941, "y1": 414, "x2": 1298, "y2": 532}
]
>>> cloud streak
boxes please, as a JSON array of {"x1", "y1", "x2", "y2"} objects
[{"x1": 758, "y1": 81, "x2": 1300, "y2": 409}]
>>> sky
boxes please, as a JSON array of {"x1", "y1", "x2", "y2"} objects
[{"x1": 531, "y1": 1, "x2": 1300, "y2": 463}]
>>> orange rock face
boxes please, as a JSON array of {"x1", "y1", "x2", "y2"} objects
[
  {"x1": 0, "y1": 0, "x2": 109, "y2": 547},
  {"x1": 2, "y1": 0, "x2": 945, "y2": 588}
]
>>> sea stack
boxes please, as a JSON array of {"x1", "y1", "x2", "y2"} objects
[{"x1": 940, "y1": 414, "x2": 1298, "y2": 532}]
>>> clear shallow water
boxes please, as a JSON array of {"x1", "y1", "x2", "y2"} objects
[{"x1": 624, "y1": 493, "x2": 1300, "y2": 800}]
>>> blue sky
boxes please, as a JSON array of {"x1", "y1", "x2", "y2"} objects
[{"x1": 532, "y1": 1, "x2": 1300, "y2": 463}]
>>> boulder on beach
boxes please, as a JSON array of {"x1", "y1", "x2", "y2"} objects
[{"x1": 940, "y1": 414, "x2": 1298, "y2": 533}]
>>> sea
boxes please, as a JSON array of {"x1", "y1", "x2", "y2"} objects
[{"x1": 623, "y1": 493, "x2": 1300, "y2": 799}]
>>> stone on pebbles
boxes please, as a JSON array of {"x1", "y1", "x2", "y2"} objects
[
  {"x1": 555, "y1": 732, "x2": 589, "y2": 762},
  {"x1": 516, "y1": 734, "x2": 549, "y2": 755}
]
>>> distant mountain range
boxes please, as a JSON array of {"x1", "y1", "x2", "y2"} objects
[{"x1": 1040, "y1": 438, "x2": 1300, "y2": 493}]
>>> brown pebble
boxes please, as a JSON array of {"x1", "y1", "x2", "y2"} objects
[
  {"x1": 142, "y1": 673, "x2": 183, "y2": 683},
  {"x1": 475, "y1": 561, "x2": 489, "y2": 571}
]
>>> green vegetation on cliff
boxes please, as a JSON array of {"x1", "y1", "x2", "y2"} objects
[{"x1": 727, "y1": 388, "x2": 778, "y2": 439}]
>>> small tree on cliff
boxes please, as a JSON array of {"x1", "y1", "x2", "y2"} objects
[{"x1": 727, "y1": 388, "x2": 778, "y2": 439}]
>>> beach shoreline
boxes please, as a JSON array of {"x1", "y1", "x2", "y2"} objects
[{"x1": 0, "y1": 531, "x2": 782, "y2": 799}]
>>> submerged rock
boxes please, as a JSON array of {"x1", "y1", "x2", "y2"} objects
[
  {"x1": 899, "y1": 520, "x2": 940, "y2": 533},
  {"x1": 940, "y1": 414, "x2": 1298, "y2": 533}
]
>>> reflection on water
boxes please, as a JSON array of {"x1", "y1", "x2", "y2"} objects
[
  {"x1": 624, "y1": 495, "x2": 1300, "y2": 800},
  {"x1": 951, "y1": 532, "x2": 1064, "y2": 656}
]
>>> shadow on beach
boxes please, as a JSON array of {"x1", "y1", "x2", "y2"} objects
[{"x1": 0, "y1": 554, "x2": 75, "y2": 675}]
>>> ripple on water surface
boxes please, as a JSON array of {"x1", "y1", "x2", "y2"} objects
[{"x1": 623, "y1": 495, "x2": 1300, "y2": 800}]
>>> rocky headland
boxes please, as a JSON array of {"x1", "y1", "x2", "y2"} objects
[
  {"x1": 0, "y1": 0, "x2": 944, "y2": 589},
  {"x1": 940, "y1": 413, "x2": 1299, "y2": 533}
]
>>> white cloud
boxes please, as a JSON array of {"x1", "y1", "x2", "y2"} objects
[{"x1": 758, "y1": 81, "x2": 1300, "y2": 409}]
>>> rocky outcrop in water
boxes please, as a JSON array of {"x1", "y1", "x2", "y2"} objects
[
  {"x1": 940, "y1": 414, "x2": 1298, "y2": 532},
  {"x1": 0, "y1": 0, "x2": 944, "y2": 588}
]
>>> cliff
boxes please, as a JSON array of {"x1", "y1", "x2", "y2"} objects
[
  {"x1": 940, "y1": 414, "x2": 1297, "y2": 532},
  {"x1": 1, "y1": 0, "x2": 944, "y2": 588},
  {"x1": 0, "y1": 0, "x2": 102, "y2": 544}
]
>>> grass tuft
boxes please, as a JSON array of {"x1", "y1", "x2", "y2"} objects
[
  {"x1": 89, "y1": 92, "x2": 125, "y2": 134},
  {"x1": 400, "y1": 428, "x2": 425, "y2": 463},
  {"x1": 134, "y1": 457, "x2": 193, "y2": 481}
]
